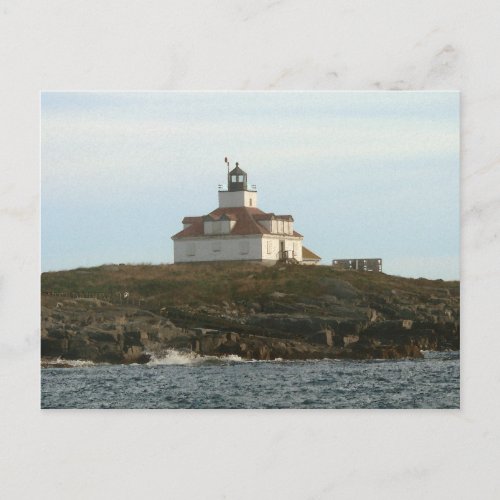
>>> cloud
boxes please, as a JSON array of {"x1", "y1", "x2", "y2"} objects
[{"x1": 42, "y1": 112, "x2": 458, "y2": 185}]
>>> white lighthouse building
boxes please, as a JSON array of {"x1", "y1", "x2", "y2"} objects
[{"x1": 171, "y1": 162, "x2": 320, "y2": 265}]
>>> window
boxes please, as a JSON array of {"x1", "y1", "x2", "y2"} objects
[
  {"x1": 231, "y1": 175, "x2": 237, "y2": 182},
  {"x1": 239, "y1": 240, "x2": 249, "y2": 255},
  {"x1": 249, "y1": 198, "x2": 252, "y2": 206},
  {"x1": 212, "y1": 221, "x2": 222, "y2": 234},
  {"x1": 266, "y1": 240, "x2": 272, "y2": 254},
  {"x1": 212, "y1": 240, "x2": 221, "y2": 252},
  {"x1": 186, "y1": 242, "x2": 196, "y2": 256}
]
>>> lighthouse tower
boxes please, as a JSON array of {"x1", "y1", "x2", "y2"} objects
[{"x1": 218, "y1": 163, "x2": 258, "y2": 208}]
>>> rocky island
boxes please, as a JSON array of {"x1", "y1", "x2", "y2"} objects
[{"x1": 41, "y1": 263, "x2": 459, "y2": 364}]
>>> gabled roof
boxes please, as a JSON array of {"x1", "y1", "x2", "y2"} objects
[
  {"x1": 253, "y1": 213, "x2": 294, "y2": 222},
  {"x1": 302, "y1": 246, "x2": 321, "y2": 260},
  {"x1": 203, "y1": 212, "x2": 237, "y2": 221},
  {"x1": 209, "y1": 207, "x2": 270, "y2": 236},
  {"x1": 253, "y1": 213, "x2": 275, "y2": 221},
  {"x1": 172, "y1": 206, "x2": 304, "y2": 239},
  {"x1": 182, "y1": 216, "x2": 201, "y2": 224},
  {"x1": 174, "y1": 218, "x2": 204, "y2": 238}
]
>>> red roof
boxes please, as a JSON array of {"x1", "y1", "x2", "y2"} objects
[
  {"x1": 253, "y1": 213, "x2": 275, "y2": 221},
  {"x1": 253, "y1": 213, "x2": 294, "y2": 221},
  {"x1": 182, "y1": 216, "x2": 201, "y2": 224},
  {"x1": 172, "y1": 206, "x2": 303, "y2": 239}
]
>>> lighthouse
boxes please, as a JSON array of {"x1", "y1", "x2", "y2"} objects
[{"x1": 171, "y1": 160, "x2": 320, "y2": 265}]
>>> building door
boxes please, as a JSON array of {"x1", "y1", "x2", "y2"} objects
[{"x1": 279, "y1": 240, "x2": 285, "y2": 260}]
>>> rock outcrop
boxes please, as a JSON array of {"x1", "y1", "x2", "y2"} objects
[
  {"x1": 41, "y1": 264, "x2": 459, "y2": 363},
  {"x1": 41, "y1": 298, "x2": 191, "y2": 364}
]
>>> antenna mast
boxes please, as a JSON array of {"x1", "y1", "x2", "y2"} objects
[{"x1": 224, "y1": 156, "x2": 230, "y2": 189}]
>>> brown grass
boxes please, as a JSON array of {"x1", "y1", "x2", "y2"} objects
[{"x1": 41, "y1": 262, "x2": 459, "y2": 307}]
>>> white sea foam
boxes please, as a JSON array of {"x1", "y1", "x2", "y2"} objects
[
  {"x1": 147, "y1": 349, "x2": 204, "y2": 365},
  {"x1": 43, "y1": 357, "x2": 97, "y2": 367},
  {"x1": 43, "y1": 351, "x2": 287, "y2": 368},
  {"x1": 147, "y1": 349, "x2": 251, "y2": 365},
  {"x1": 224, "y1": 354, "x2": 245, "y2": 362}
]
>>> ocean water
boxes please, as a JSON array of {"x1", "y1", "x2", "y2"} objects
[{"x1": 41, "y1": 351, "x2": 459, "y2": 409}]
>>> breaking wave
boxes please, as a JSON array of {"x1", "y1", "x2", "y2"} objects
[
  {"x1": 145, "y1": 350, "x2": 289, "y2": 365},
  {"x1": 42, "y1": 357, "x2": 97, "y2": 368},
  {"x1": 146, "y1": 349, "x2": 245, "y2": 366},
  {"x1": 41, "y1": 351, "x2": 290, "y2": 369}
]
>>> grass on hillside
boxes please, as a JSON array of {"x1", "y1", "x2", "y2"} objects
[{"x1": 41, "y1": 263, "x2": 459, "y2": 307}]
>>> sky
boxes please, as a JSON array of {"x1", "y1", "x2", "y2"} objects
[{"x1": 41, "y1": 91, "x2": 460, "y2": 279}]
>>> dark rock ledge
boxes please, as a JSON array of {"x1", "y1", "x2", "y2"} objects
[{"x1": 41, "y1": 293, "x2": 459, "y2": 364}]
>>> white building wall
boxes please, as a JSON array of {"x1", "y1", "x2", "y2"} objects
[
  {"x1": 174, "y1": 235, "x2": 264, "y2": 263},
  {"x1": 262, "y1": 237, "x2": 277, "y2": 261},
  {"x1": 292, "y1": 239, "x2": 303, "y2": 261},
  {"x1": 261, "y1": 235, "x2": 303, "y2": 263},
  {"x1": 218, "y1": 190, "x2": 258, "y2": 208}
]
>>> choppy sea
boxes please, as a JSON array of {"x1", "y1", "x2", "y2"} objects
[{"x1": 41, "y1": 350, "x2": 459, "y2": 409}]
